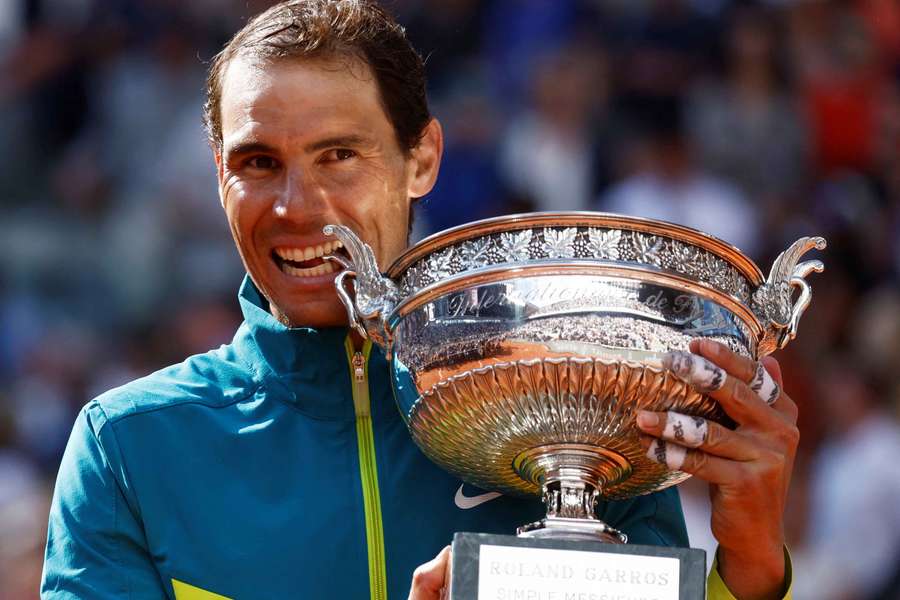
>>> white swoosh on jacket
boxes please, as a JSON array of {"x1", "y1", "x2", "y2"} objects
[{"x1": 454, "y1": 484, "x2": 502, "y2": 509}]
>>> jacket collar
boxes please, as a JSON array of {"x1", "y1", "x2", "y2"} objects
[{"x1": 233, "y1": 276, "x2": 392, "y2": 421}]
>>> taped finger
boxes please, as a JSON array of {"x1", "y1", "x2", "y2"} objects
[
  {"x1": 663, "y1": 412, "x2": 708, "y2": 448},
  {"x1": 748, "y1": 361, "x2": 780, "y2": 406},
  {"x1": 662, "y1": 350, "x2": 726, "y2": 393},
  {"x1": 646, "y1": 438, "x2": 687, "y2": 471}
]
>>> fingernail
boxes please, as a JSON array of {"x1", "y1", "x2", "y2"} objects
[{"x1": 637, "y1": 411, "x2": 659, "y2": 427}]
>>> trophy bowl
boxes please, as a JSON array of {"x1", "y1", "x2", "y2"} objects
[{"x1": 325, "y1": 212, "x2": 824, "y2": 542}]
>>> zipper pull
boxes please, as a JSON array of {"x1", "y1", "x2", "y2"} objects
[{"x1": 353, "y1": 351, "x2": 365, "y2": 382}]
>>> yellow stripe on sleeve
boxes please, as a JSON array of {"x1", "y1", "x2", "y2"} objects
[{"x1": 172, "y1": 579, "x2": 233, "y2": 600}]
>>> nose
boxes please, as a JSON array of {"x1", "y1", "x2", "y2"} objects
[{"x1": 272, "y1": 168, "x2": 327, "y2": 218}]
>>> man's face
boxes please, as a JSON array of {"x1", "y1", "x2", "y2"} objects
[{"x1": 215, "y1": 55, "x2": 441, "y2": 327}]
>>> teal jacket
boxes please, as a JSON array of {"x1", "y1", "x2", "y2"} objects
[{"x1": 41, "y1": 277, "x2": 689, "y2": 599}]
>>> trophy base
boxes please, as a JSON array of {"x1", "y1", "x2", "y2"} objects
[
  {"x1": 445, "y1": 532, "x2": 707, "y2": 600},
  {"x1": 517, "y1": 516, "x2": 627, "y2": 544}
]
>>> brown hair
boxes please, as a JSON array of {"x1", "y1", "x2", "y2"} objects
[{"x1": 203, "y1": 0, "x2": 430, "y2": 154}]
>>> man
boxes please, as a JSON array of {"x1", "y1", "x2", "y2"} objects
[{"x1": 42, "y1": 2, "x2": 796, "y2": 599}]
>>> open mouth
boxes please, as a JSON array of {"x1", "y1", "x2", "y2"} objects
[{"x1": 272, "y1": 240, "x2": 347, "y2": 278}]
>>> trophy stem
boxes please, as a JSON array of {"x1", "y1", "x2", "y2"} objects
[
  {"x1": 514, "y1": 443, "x2": 631, "y2": 543},
  {"x1": 544, "y1": 477, "x2": 599, "y2": 520}
]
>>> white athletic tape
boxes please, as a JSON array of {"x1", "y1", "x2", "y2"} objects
[
  {"x1": 748, "y1": 361, "x2": 780, "y2": 405},
  {"x1": 646, "y1": 439, "x2": 687, "y2": 471},
  {"x1": 663, "y1": 351, "x2": 726, "y2": 392},
  {"x1": 663, "y1": 411, "x2": 708, "y2": 448}
]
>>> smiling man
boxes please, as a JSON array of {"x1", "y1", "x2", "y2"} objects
[{"x1": 42, "y1": 2, "x2": 795, "y2": 600}]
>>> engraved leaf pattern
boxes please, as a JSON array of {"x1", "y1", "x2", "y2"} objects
[
  {"x1": 461, "y1": 237, "x2": 493, "y2": 268},
  {"x1": 403, "y1": 263, "x2": 423, "y2": 294},
  {"x1": 672, "y1": 242, "x2": 698, "y2": 275},
  {"x1": 499, "y1": 230, "x2": 533, "y2": 262},
  {"x1": 430, "y1": 248, "x2": 456, "y2": 280},
  {"x1": 699, "y1": 252, "x2": 719, "y2": 279},
  {"x1": 542, "y1": 227, "x2": 577, "y2": 258},
  {"x1": 708, "y1": 257, "x2": 730, "y2": 289},
  {"x1": 587, "y1": 229, "x2": 622, "y2": 260},
  {"x1": 633, "y1": 234, "x2": 664, "y2": 265}
]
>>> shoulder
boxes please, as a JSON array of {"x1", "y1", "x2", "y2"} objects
[{"x1": 91, "y1": 341, "x2": 259, "y2": 427}]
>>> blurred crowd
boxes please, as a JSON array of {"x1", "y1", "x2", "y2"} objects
[{"x1": 1, "y1": 0, "x2": 899, "y2": 598}]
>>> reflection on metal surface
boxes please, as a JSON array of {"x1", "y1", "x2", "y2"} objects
[
  {"x1": 406, "y1": 357, "x2": 721, "y2": 501},
  {"x1": 324, "y1": 211, "x2": 825, "y2": 542}
]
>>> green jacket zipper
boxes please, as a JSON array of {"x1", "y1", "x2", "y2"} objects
[{"x1": 345, "y1": 336, "x2": 387, "y2": 600}]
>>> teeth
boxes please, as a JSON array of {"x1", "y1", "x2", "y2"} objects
[
  {"x1": 274, "y1": 240, "x2": 345, "y2": 262},
  {"x1": 282, "y1": 261, "x2": 335, "y2": 278}
]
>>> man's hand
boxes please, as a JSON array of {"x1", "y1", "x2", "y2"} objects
[
  {"x1": 637, "y1": 339, "x2": 797, "y2": 600},
  {"x1": 408, "y1": 545, "x2": 450, "y2": 600}
]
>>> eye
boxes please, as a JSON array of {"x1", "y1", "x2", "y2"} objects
[
  {"x1": 324, "y1": 148, "x2": 357, "y2": 162},
  {"x1": 248, "y1": 156, "x2": 279, "y2": 170}
]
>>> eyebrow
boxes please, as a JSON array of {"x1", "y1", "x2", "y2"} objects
[
  {"x1": 303, "y1": 135, "x2": 372, "y2": 153},
  {"x1": 224, "y1": 134, "x2": 375, "y2": 159},
  {"x1": 224, "y1": 141, "x2": 278, "y2": 159}
]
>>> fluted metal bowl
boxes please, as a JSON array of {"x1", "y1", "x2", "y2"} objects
[{"x1": 325, "y1": 212, "x2": 824, "y2": 513}]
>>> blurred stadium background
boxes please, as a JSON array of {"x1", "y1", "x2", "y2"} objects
[{"x1": 1, "y1": 0, "x2": 899, "y2": 598}]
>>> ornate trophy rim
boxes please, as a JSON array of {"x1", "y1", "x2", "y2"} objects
[
  {"x1": 387, "y1": 211, "x2": 765, "y2": 284},
  {"x1": 388, "y1": 260, "x2": 765, "y2": 340}
]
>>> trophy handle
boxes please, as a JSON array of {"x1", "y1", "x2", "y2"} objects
[
  {"x1": 323, "y1": 224, "x2": 399, "y2": 352},
  {"x1": 753, "y1": 236, "x2": 826, "y2": 355}
]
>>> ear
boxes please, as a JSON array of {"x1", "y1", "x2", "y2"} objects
[
  {"x1": 213, "y1": 147, "x2": 226, "y2": 208},
  {"x1": 406, "y1": 118, "x2": 443, "y2": 199}
]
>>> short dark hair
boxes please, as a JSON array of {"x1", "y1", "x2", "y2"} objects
[{"x1": 203, "y1": 0, "x2": 430, "y2": 154}]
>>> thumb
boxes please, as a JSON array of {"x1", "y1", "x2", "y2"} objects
[{"x1": 408, "y1": 545, "x2": 451, "y2": 600}]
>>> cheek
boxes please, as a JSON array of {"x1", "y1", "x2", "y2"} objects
[
  {"x1": 222, "y1": 179, "x2": 265, "y2": 245},
  {"x1": 326, "y1": 162, "x2": 394, "y2": 194}
]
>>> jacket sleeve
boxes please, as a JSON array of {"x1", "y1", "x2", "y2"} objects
[
  {"x1": 602, "y1": 487, "x2": 691, "y2": 547},
  {"x1": 41, "y1": 402, "x2": 167, "y2": 599},
  {"x1": 707, "y1": 547, "x2": 794, "y2": 600}
]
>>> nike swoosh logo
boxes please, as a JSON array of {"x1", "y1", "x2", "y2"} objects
[{"x1": 454, "y1": 484, "x2": 502, "y2": 509}]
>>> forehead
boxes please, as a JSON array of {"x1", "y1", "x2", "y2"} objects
[{"x1": 219, "y1": 54, "x2": 390, "y2": 143}]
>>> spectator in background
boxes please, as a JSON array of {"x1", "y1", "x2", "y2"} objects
[
  {"x1": 400, "y1": 0, "x2": 487, "y2": 96},
  {"x1": 597, "y1": 98, "x2": 761, "y2": 257},
  {"x1": 788, "y1": 0, "x2": 893, "y2": 177},
  {"x1": 0, "y1": 409, "x2": 49, "y2": 600},
  {"x1": 793, "y1": 353, "x2": 900, "y2": 600},
  {"x1": 686, "y1": 6, "x2": 808, "y2": 210},
  {"x1": 616, "y1": 0, "x2": 716, "y2": 105},
  {"x1": 500, "y1": 43, "x2": 604, "y2": 212},
  {"x1": 481, "y1": 0, "x2": 582, "y2": 107}
]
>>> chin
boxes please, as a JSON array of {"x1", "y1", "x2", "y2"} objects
[{"x1": 274, "y1": 302, "x2": 349, "y2": 329}]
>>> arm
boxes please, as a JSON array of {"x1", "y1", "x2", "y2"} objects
[
  {"x1": 708, "y1": 548, "x2": 793, "y2": 600},
  {"x1": 637, "y1": 340, "x2": 797, "y2": 599},
  {"x1": 41, "y1": 402, "x2": 166, "y2": 599}
]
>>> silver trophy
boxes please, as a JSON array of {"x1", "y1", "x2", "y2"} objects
[{"x1": 324, "y1": 212, "x2": 824, "y2": 550}]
